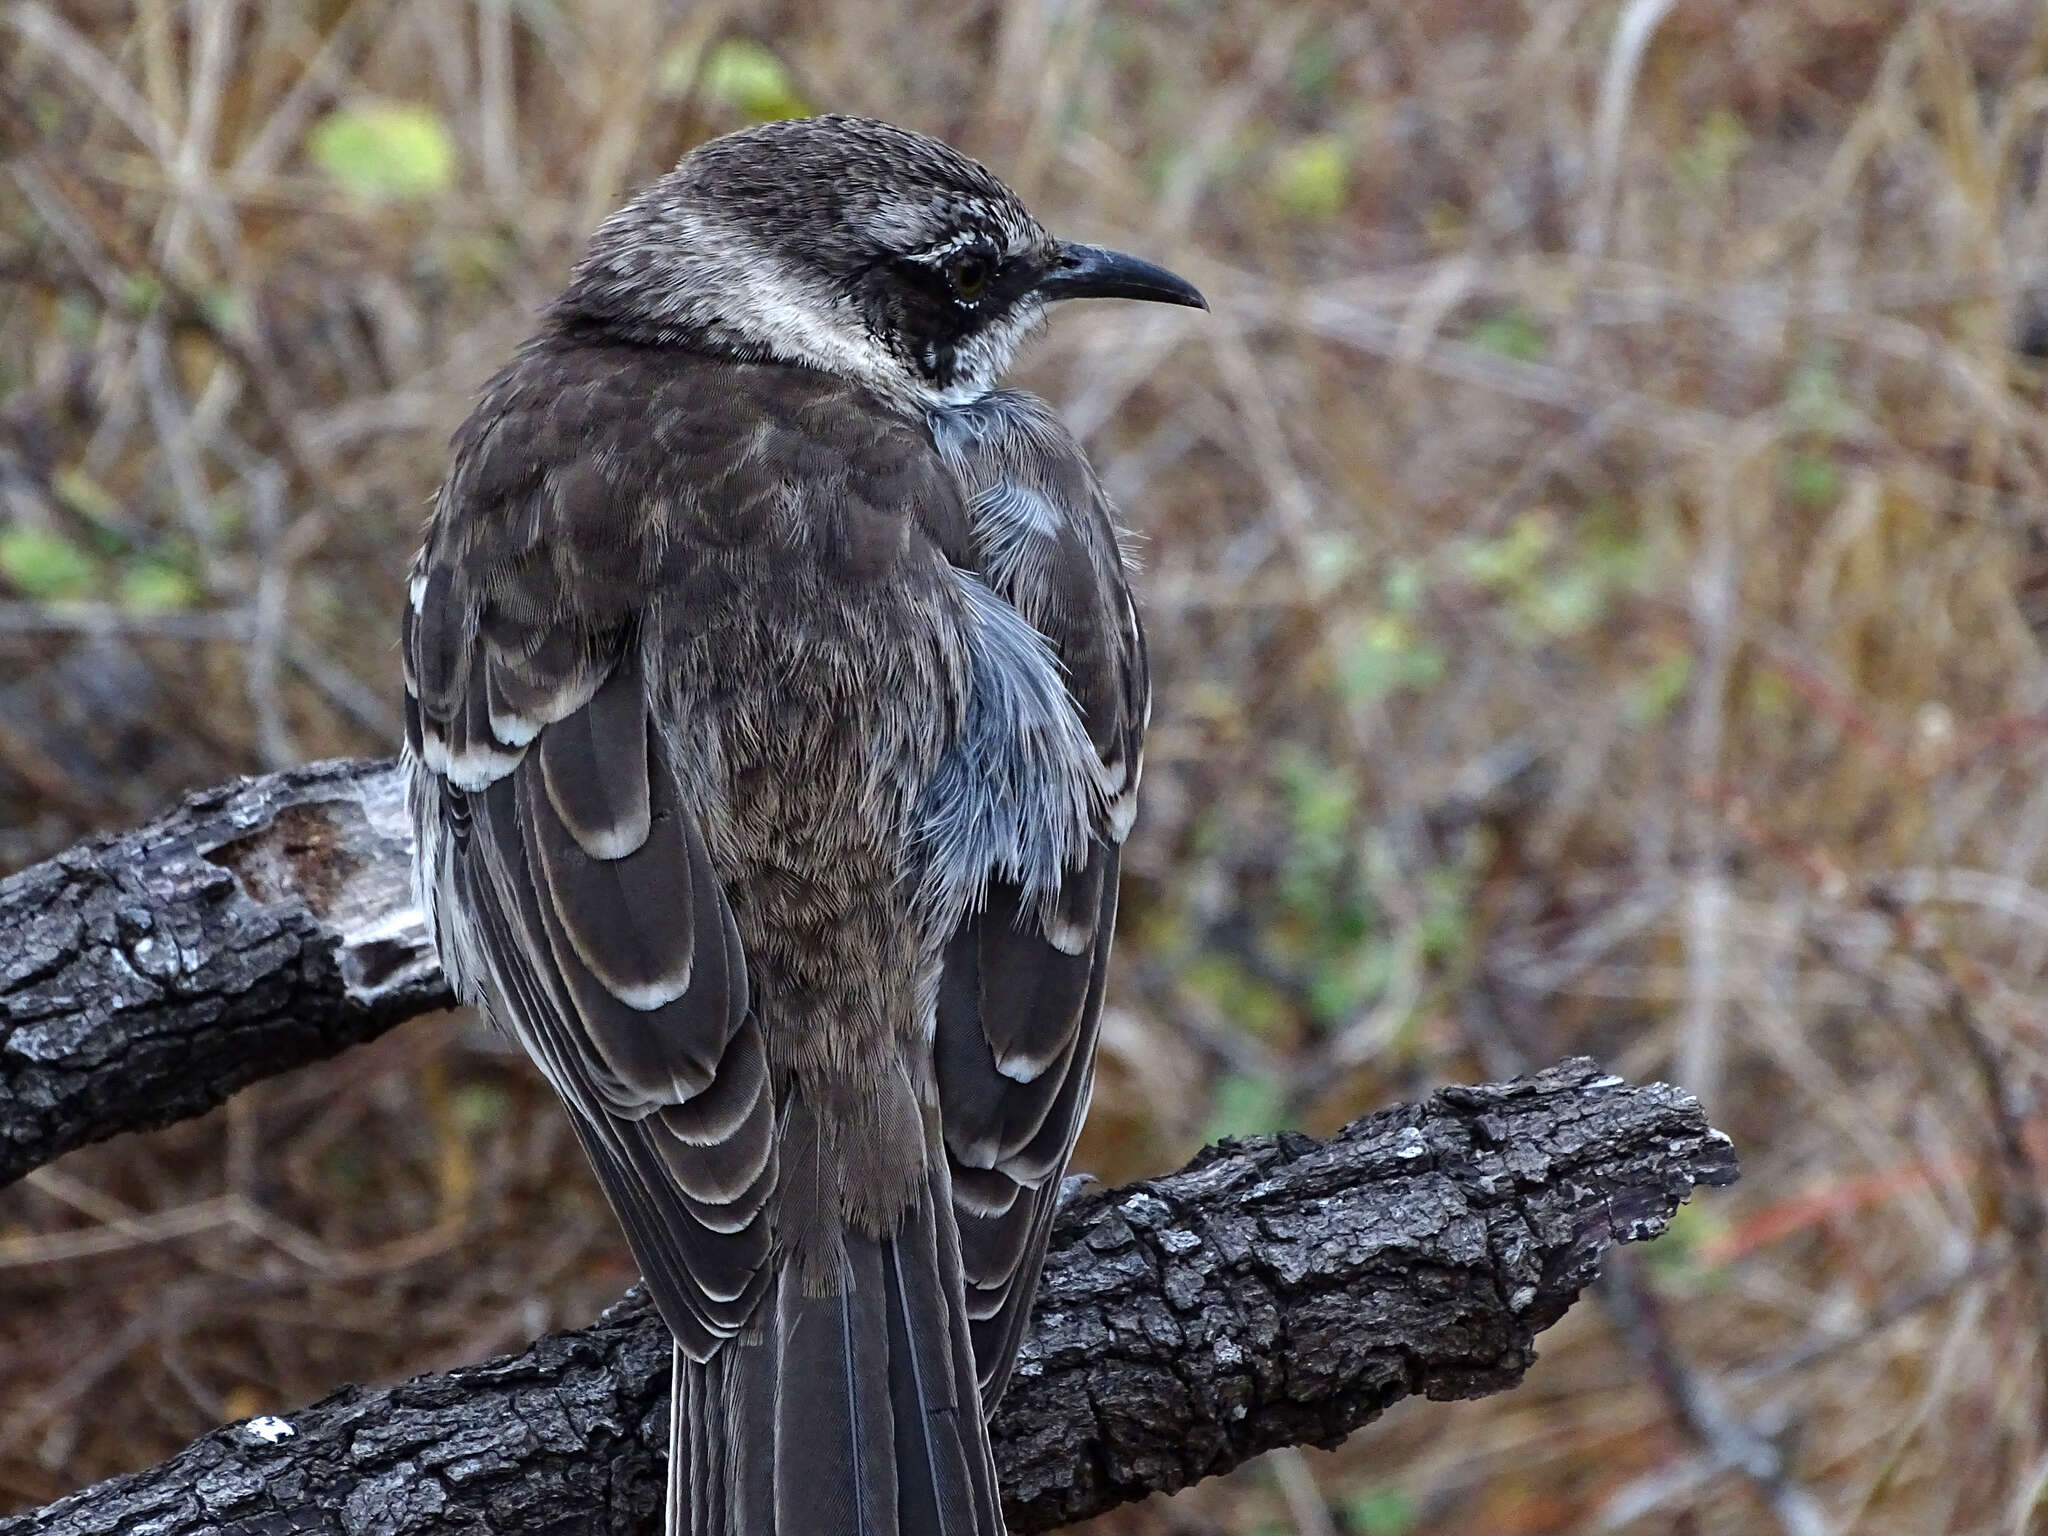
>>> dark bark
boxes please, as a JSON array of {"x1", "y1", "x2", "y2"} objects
[
  {"x1": 0, "y1": 760, "x2": 1738, "y2": 1527},
  {"x1": 0, "y1": 1060, "x2": 1737, "y2": 1535},
  {"x1": 0, "y1": 758, "x2": 447, "y2": 1187}
]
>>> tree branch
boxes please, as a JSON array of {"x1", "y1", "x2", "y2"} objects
[
  {"x1": 0, "y1": 762, "x2": 1737, "y2": 1527},
  {"x1": 0, "y1": 1060, "x2": 1736, "y2": 1535},
  {"x1": 0, "y1": 758, "x2": 445, "y2": 1188}
]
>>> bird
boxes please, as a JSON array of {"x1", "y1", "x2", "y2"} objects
[{"x1": 401, "y1": 114, "x2": 1204, "y2": 1536}]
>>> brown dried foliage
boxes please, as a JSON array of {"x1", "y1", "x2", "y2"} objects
[{"x1": 7, "y1": 1, "x2": 2048, "y2": 1531}]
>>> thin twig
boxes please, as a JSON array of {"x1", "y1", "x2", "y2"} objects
[
  {"x1": 1599, "y1": 1254, "x2": 1836, "y2": 1536},
  {"x1": 0, "y1": 601, "x2": 252, "y2": 640},
  {"x1": 1576, "y1": 0, "x2": 1678, "y2": 262},
  {"x1": 244, "y1": 462, "x2": 300, "y2": 768},
  {"x1": 1268, "y1": 1446, "x2": 1341, "y2": 1536}
]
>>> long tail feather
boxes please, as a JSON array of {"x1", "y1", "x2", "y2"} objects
[{"x1": 669, "y1": 1182, "x2": 1004, "y2": 1535}]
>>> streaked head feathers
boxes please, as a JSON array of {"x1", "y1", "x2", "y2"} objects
[{"x1": 554, "y1": 115, "x2": 1204, "y2": 407}]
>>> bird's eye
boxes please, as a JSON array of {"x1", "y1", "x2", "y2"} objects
[{"x1": 948, "y1": 253, "x2": 990, "y2": 301}]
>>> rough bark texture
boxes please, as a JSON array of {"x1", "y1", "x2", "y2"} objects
[
  {"x1": 0, "y1": 761, "x2": 1739, "y2": 1528},
  {"x1": 0, "y1": 1060, "x2": 1737, "y2": 1536},
  {"x1": 0, "y1": 758, "x2": 446, "y2": 1187}
]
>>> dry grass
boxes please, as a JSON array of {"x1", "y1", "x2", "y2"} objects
[{"x1": 9, "y1": 1, "x2": 2048, "y2": 1531}]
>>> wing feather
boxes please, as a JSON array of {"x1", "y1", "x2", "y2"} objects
[
  {"x1": 937, "y1": 843, "x2": 1120, "y2": 1399},
  {"x1": 537, "y1": 654, "x2": 654, "y2": 859},
  {"x1": 405, "y1": 380, "x2": 777, "y2": 1360}
]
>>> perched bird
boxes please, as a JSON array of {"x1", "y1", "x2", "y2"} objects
[{"x1": 402, "y1": 115, "x2": 1203, "y2": 1535}]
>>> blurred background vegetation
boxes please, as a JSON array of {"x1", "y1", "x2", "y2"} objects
[{"x1": 8, "y1": 0, "x2": 2048, "y2": 1530}]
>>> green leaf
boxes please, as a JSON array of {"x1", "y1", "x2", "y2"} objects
[
  {"x1": 1290, "y1": 37, "x2": 1341, "y2": 102},
  {"x1": 1274, "y1": 134, "x2": 1350, "y2": 220},
  {"x1": 1468, "y1": 307, "x2": 1547, "y2": 362},
  {"x1": 1380, "y1": 557, "x2": 1426, "y2": 615},
  {"x1": 1347, "y1": 1487, "x2": 1416, "y2": 1536},
  {"x1": 1279, "y1": 752, "x2": 1358, "y2": 842},
  {"x1": 699, "y1": 39, "x2": 810, "y2": 122},
  {"x1": 452, "y1": 1082, "x2": 511, "y2": 1134},
  {"x1": 1338, "y1": 614, "x2": 1445, "y2": 703},
  {"x1": 1308, "y1": 941, "x2": 1390, "y2": 1025},
  {"x1": 1785, "y1": 449, "x2": 1840, "y2": 507},
  {"x1": 1784, "y1": 353, "x2": 1855, "y2": 436},
  {"x1": 1629, "y1": 648, "x2": 1696, "y2": 726},
  {"x1": 310, "y1": 102, "x2": 458, "y2": 201},
  {"x1": 1203, "y1": 1071, "x2": 1290, "y2": 1142},
  {"x1": 1749, "y1": 666, "x2": 1794, "y2": 720},
  {"x1": 1643, "y1": 1198, "x2": 1730, "y2": 1288},
  {"x1": 52, "y1": 468, "x2": 120, "y2": 524},
  {"x1": 1523, "y1": 564, "x2": 1608, "y2": 636},
  {"x1": 1183, "y1": 953, "x2": 1289, "y2": 1038},
  {"x1": 1677, "y1": 107, "x2": 1750, "y2": 192},
  {"x1": 56, "y1": 294, "x2": 99, "y2": 345},
  {"x1": 1460, "y1": 513, "x2": 1554, "y2": 588},
  {"x1": 1420, "y1": 860, "x2": 1478, "y2": 959},
  {"x1": 197, "y1": 284, "x2": 250, "y2": 335},
  {"x1": 0, "y1": 527, "x2": 96, "y2": 599},
  {"x1": 118, "y1": 561, "x2": 197, "y2": 612},
  {"x1": 117, "y1": 271, "x2": 163, "y2": 318},
  {"x1": 1302, "y1": 531, "x2": 1361, "y2": 596}
]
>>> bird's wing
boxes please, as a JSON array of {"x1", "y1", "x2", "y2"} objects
[
  {"x1": 936, "y1": 841, "x2": 1123, "y2": 1408},
  {"x1": 402, "y1": 354, "x2": 784, "y2": 1359},
  {"x1": 929, "y1": 404, "x2": 1151, "y2": 1410}
]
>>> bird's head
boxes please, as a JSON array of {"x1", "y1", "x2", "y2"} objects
[{"x1": 551, "y1": 115, "x2": 1205, "y2": 409}]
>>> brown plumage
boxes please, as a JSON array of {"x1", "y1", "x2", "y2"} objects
[{"x1": 402, "y1": 115, "x2": 1202, "y2": 1535}]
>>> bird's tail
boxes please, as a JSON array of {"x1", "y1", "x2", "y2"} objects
[{"x1": 667, "y1": 1165, "x2": 1005, "y2": 1536}]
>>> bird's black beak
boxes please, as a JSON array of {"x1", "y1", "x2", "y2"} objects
[{"x1": 1035, "y1": 242, "x2": 1207, "y2": 310}]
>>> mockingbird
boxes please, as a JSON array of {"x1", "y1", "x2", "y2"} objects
[{"x1": 402, "y1": 114, "x2": 1203, "y2": 1535}]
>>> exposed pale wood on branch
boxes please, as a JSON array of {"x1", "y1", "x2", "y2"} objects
[{"x1": 0, "y1": 758, "x2": 443, "y2": 1189}]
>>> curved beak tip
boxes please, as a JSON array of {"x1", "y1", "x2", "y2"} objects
[{"x1": 1039, "y1": 241, "x2": 1208, "y2": 312}]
